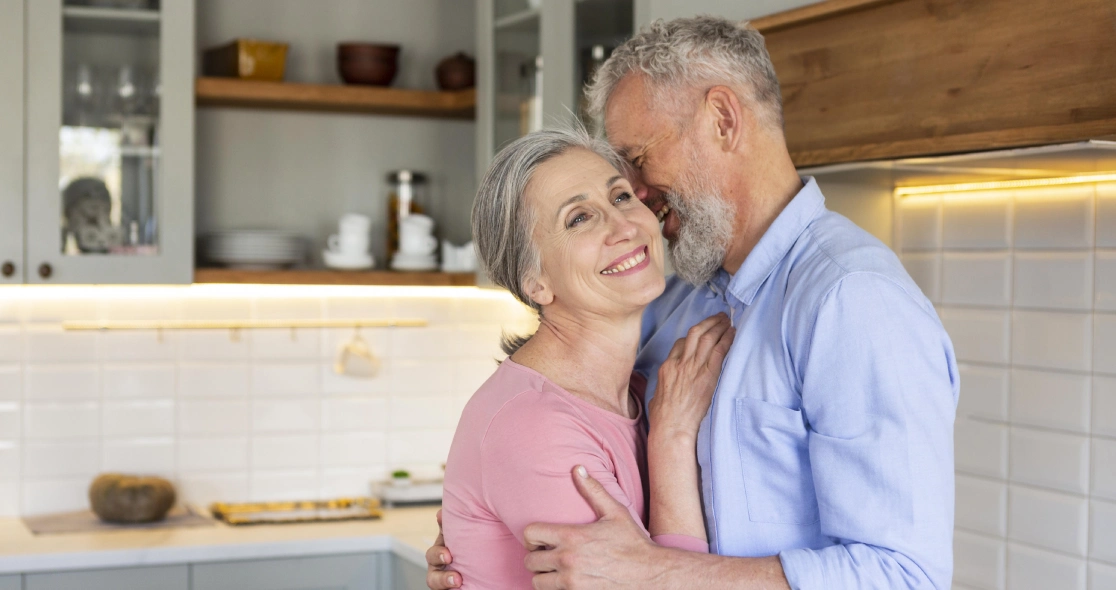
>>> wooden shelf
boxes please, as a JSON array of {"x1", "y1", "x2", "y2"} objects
[
  {"x1": 195, "y1": 77, "x2": 475, "y2": 119},
  {"x1": 194, "y1": 268, "x2": 477, "y2": 287}
]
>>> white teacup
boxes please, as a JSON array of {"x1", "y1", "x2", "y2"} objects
[
  {"x1": 339, "y1": 213, "x2": 371, "y2": 235},
  {"x1": 328, "y1": 233, "x2": 370, "y2": 255},
  {"x1": 400, "y1": 232, "x2": 437, "y2": 255},
  {"x1": 400, "y1": 214, "x2": 435, "y2": 233}
]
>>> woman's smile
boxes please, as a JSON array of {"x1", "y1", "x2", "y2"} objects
[{"x1": 600, "y1": 245, "x2": 650, "y2": 276}]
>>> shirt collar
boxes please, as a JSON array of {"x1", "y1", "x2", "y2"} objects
[{"x1": 725, "y1": 177, "x2": 826, "y2": 306}]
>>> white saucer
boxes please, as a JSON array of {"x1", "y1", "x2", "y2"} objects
[
  {"x1": 323, "y1": 249, "x2": 374, "y2": 270},
  {"x1": 391, "y1": 252, "x2": 437, "y2": 271}
]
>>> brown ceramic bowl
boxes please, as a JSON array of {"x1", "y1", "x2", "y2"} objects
[{"x1": 337, "y1": 43, "x2": 400, "y2": 86}]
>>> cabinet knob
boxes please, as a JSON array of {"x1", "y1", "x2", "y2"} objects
[
  {"x1": 38, "y1": 263, "x2": 52, "y2": 280},
  {"x1": 1, "y1": 261, "x2": 13, "y2": 278}
]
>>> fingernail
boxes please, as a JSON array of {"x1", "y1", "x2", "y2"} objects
[
  {"x1": 448, "y1": 575, "x2": 456, "y2": 585},
  {"x1": 440, "y1": 552, "x2": 447, "y2": 564},
  {"x1": 576, "y1": 465, "x2": 588, "y2": 478}
]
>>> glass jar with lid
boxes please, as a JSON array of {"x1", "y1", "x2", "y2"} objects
[{"x1": 386, "y1": 170, "x2": 428, "y2": 259}]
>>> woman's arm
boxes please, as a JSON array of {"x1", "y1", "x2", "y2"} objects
[{"x1": 646, "y1": 313, "x2": 734, "y2": 543}]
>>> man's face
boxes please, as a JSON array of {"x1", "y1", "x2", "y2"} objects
[{"x1": 604, "y1": 74, "x2": 736, "y2": 285}]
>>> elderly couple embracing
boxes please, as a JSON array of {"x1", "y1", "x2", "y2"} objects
[{"x1": 428, "y1": 16, "x2": 958, "y2": 590}]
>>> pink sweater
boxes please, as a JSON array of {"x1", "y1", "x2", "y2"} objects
[{"x1": 442, "y1": 359, "x2": 707, "y2": 589}]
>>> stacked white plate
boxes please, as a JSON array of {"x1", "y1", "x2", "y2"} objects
[
  {"x1": 391, "y1": 252, "x2": 438, "y2": 271},
  {"x1": 205, "y1": 230, "x2": 305, "y2": 269}
]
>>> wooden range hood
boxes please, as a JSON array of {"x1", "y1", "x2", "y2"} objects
[{"x1": 751, "y1": 0, "x2": 1116, "y2": 167}]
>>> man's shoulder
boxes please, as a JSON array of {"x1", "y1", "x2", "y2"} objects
[{"x1": 786, "y1": 209, "x2": 928, "y2": 314}]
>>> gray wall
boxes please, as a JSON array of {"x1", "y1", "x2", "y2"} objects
[
  {"x1": 635, "y1": 0, "x2": 817, "y2": 26},
  {"x1": 195, "y1": 0, "x2": 477, "y2": 267}
]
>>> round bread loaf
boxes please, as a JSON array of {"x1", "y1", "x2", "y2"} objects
[{"x1": 89, "y1": 473, "x2": 176, "y2": 523}]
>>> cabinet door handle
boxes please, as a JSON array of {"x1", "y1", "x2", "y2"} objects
[
  {"x1": 38, "y1": 263, "x2": 52, "y2": 280},
  {"x1": 1, "y1": 261, "x2": 13, "y2": 278}
]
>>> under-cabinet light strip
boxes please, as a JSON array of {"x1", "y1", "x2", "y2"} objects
[{"x1": 894, "y1": 172, "x2": 1116, "y2": 197}]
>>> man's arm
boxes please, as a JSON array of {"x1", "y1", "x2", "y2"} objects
[
  {"x1": 523, "y1": 466, "x2": 791, "y2": 590},
  {"x1": 779, "y1": 273, "x2": 957, "y2": 589}
]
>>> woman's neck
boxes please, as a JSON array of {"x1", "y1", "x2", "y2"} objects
[{"x1": 510, "y1": 304, "x2": 642, "y2": 418}]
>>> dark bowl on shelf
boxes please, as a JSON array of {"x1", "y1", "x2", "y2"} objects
[{"x1": 337, "y1": 43, "x2": 400, "y2": 86}]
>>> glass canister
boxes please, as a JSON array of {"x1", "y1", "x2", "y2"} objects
[{"x1": 386, "y1": 170, "x2": 428, "y2": 258}]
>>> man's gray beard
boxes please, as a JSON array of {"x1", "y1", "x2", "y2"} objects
[{"x1": 664, "y1": 172, "x2": 735, "y2": 286}]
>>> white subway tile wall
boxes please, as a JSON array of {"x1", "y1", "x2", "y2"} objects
[
  {"x1": 0, "y1": 289, "x2": 533, "y2": 514},
  {"x1": 900, "y1": 183, "x2": 1116, "y2": 589}
]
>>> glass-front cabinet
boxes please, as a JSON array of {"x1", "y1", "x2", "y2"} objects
[
  {"x1": 0, "y1": 0, "x2": 25, "y2": 284},
  {"x1": 476, "y1": 0, "x2": 634, "y2": 176},
  {"x1": 25, "y1": 0, "x2": 194, "y2": 284}
]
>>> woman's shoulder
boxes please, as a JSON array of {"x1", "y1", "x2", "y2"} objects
[{"x1": 461, "y1": 361, "x2": 590, "y2": 441}]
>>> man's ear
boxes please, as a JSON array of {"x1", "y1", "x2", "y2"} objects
[
  {"x1": 524, "y1": 274, "x2": 554, "y2": 308},
  {"x1": 704, "y1": 86, "x2": 749, "y2": 153}
]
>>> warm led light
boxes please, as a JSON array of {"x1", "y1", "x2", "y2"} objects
[
  {"x1": 895, "y1": 173, "x2": 1116, "y2": 197},
  {"x1": 0, "y1": 283, "x2": 516, "y2": 301}
]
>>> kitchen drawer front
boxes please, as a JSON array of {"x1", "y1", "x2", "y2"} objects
[
  {"x1": 25, "y1": 565, "x2": 188, "y2": 590},
  {"x1": 391, "y1": 553, "x2": 426, "y2": 590},
  {"x1": 0, "y1": 575, "x2": 19, "y2": 590},
  {"x1": 191, "y1": 553, "x2": 383, "y2": 590}
]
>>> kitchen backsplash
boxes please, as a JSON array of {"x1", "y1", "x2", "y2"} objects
[
  {"x1": 0, "y1": 286, "x2": 535, "y2": 517},
  {"x1": 898, "y1": 182, "x2": 1116, "y2": 589}
]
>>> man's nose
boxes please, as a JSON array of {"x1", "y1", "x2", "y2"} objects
[{"x1": 631, "y1": 177, "x2": 656, "y2": 203}]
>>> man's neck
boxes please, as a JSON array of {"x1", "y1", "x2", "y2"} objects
[{"x1": 720, "y1": 144, "x2": 803, "y2": 276}]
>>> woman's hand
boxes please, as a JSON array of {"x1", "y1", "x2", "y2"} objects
[{"x1": 649, "y1": 313, "x2": 735, "y2": 441}]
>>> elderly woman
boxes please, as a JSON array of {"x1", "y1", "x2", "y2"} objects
[{"x1": 440, "y1": 127, "x2": 733, "y2": 588}]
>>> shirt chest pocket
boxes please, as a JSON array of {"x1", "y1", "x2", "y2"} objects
[{"x1": 735, "y1": 398, "x2": 819, "y2": 525}]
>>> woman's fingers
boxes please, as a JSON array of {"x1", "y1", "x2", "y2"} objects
[
  {"x1": 682, "y1": 313, "x2": 728, "y2": 359},
  {"x1": 692, "y1": 317, "x2": 732, "y2": 364}
]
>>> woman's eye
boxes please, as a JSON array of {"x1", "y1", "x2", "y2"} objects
[
  {"x1": 614, "y1": 192, "x2": 633, "y2": 204},
  {"x1": 567, "y1": 213, "x2": 588, "y2": 228}
]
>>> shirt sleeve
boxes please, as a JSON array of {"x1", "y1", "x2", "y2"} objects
[
  {"x1": 779, "y1": 273, "x2": 958, "y2": 590},
  {"x1": 479, "y1": 391, "x2": 708, "y2": 554}
]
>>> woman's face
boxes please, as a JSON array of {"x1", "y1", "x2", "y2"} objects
[{"x1": 524, "y1": 148, "x2": 666, "y2": 317}]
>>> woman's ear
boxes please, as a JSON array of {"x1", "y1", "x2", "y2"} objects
[{"x1": 524, "y1": 275, "x2": 554, "y2": 307}]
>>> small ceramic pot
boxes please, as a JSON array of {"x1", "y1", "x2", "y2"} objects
[
  {"x1": 435, "y1": 52, "x2": 475, "y2": 91},
  {"x1": 337, "y1": 43, "x2": 400, "y2": 86}
]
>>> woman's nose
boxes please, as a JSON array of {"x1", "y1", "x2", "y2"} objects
[{"x1": 605, "y1": 211, "x2": 640, "y2": 243}]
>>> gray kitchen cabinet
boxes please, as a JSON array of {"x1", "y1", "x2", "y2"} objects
[
  {"x1": 190, "y1": 553, "x2": 385, "y2": 590},
  {"x1": 389, "y1": 553, "x2": 426, "y2": 590},
  {"x1": 25, "y1": 565, "x2": 189, "y2": 590},
  {"x1": 0, "y1": 574, "x2": 19, "y2": 590},
  {"x1": 24, "y1": 0, "x2": 195, "y2": 284},
  {"x1": 475, "y1": 0, "x2": 634, "y2": 177},
  {"x1": 0, "y1": 0, "x2": 25, "y2": 284}
]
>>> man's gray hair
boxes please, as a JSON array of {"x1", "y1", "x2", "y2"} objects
[
  {"x1": 472, "y1": 126, "x2": 624, "y2": 355},
  {"x1": 586, "y1": 16, "x2": 783, "y2": 130}
]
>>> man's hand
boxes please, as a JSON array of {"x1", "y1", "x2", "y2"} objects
[
  {"x1": 523, "y1": 466, "x2": 667, "y2": 590},
  {"x1": 425, "y1": 509, "x2": 462, "y2": 589}
]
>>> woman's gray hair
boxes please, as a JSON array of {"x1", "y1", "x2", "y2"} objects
[
  {"x1": 472, "y1": 126, "x2": 624, "y2": 356},
  {"x1": 585, "y1": 16, "x2": 783, "y2": 130}
]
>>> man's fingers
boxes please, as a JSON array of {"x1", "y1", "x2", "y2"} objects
[
  {"x1": 571, "y1": 464, "x2": 627, "y2": 520},
  {"x1": 532, "y1": 572, "x2": 563, "y2": 590},
  {"x1": 524, "y1": 545, "x2": 559, "y2": 573},
  {"x1": 426, "y1": 569, "x2": 461, "y2": 590},
  {"x1": 523, "y1": 522, "x2": 562, "y2": 552},
  {"x1": 425, "y1": 535, "x2": 449, "y2": 567},
  {"x1": 436, "y1": 508, "x2": 443, "y2": 527}
]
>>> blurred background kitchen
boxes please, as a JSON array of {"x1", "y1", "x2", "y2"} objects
[{"x1": 0, "y1": 0, "x2": 1114, "y2": 588}]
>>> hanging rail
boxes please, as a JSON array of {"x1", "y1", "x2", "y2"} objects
[{"x1": 61, "y1": 318, "x2": 427, "y2": 331}]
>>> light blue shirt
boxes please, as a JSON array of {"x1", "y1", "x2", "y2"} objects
[{"x1": 636, "y1": 178, "x2": 959, "y2": 589}]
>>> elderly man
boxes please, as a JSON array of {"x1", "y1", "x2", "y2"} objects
[{"x1": 429, "y1": 16, "x2": 958, "y2": 590}]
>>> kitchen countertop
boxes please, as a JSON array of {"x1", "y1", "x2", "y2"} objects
[{"x1": 0, "y1": 506, "x2": 441, "y2": 575}]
